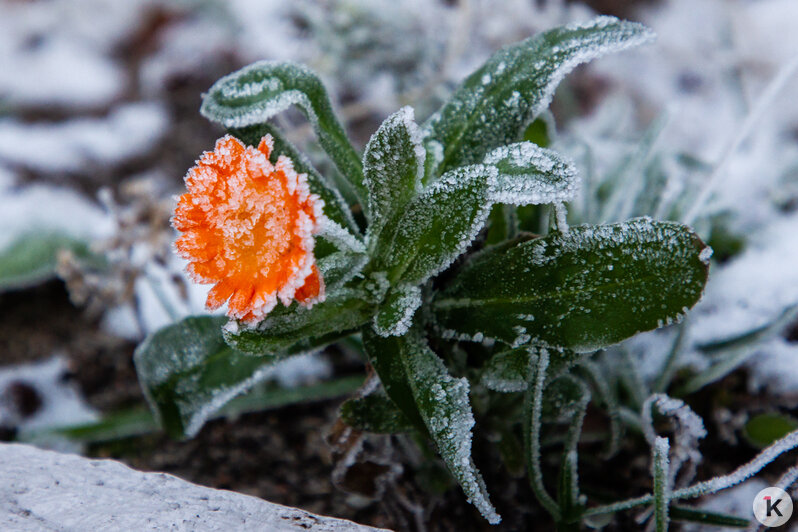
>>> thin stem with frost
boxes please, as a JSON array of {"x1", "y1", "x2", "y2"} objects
[{"x1": 583, "y1": 429, "x2": 798, "y2": 517}]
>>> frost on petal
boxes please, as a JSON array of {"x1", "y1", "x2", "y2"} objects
[{"x1": 173, "y1": 134, "x2": 326, "y2": 324}]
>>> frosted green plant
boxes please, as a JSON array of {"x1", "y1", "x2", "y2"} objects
[{"x1": 131, "y1": 16, "x2": 798, "y2": 529}]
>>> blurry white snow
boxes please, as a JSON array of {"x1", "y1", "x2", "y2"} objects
[
  {"x1": 0, "y1": 0, "x2": 153, "y2": 108},
  {"x1": 747, "y1": 338, "x2": 798, "y2": 396},
  {"x1": 0, "y1": 356, "x2": 98, "y2": 438},
  {"x1": 690, "y1": 212, "x2": 798, "y2": 345},
  {"x1": 0, "y1": 180, "x2": 114, "y2": 251},
  {"x1": 681, "y1": 479, "x2": 765, "y2": 531},
  {"x1": 0, "y1": 102, "x2": 168, "y2": 173}
]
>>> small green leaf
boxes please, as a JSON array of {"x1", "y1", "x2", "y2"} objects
[
  {"x1": 372, "y1": 165, "x2": 494, "y2": 285},
  {"x1": 483, "y1": 141, "x2": 578, "y2": 206},
  {"x1": 362, "y1": 327, "x2": 500, "y2": 524},
  {"x1": 433, "y1": 218, "x2": 710, "y2": 352},
  {"x1": 230, "y1": 122, "x2": 362, "y2": 239},
  {"x1": 481, "y1": 346, "x2": 583, "y2": 392},
  {"x1": 223, "y1": 288, "x2": 375, "y2": 356},
  {"x1": 361, "y1": 328, "x2": 427, "y2": 433},
  {"x1": 373, "y1": 284, "x2": 422, "y2": 337},
  {"x1": 134, "y1": 316, "x2": 281, "y2": 438},
  {"x1": 523, "y1": 115, "x2": 553, "y2": 147},
  {"x1": 0, "y1": 232, "x2": 96, "y2": 291},
  {"x1": 201, "y1": 61, "x2": 366, "y2": 206},
  {"x1": 340, "y1": 391, "x2": 414, "y2": 434},
  {"x1": 317, "y1": 250, "x2": 368, "y2": 290},
  {"x1": 422, "y1": 16, "x2": 654, "y2": 178},
  {"x1": 744, "y1": 413, "x2": 798, "y2": 448},
  {"x1": 363, "y1": 106, "x2": 424, "y2": 239},
  {"x1": 485, "y1": 205, "x2": 518, "y2": 246},
  {"x1": 668, "y1": 506, "x2": 748, "y2": 528}
]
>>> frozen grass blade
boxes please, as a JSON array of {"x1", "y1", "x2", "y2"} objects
[
  {"x1": 652, "y1": 436, "x2": 671, "y2": 532},
  {"x1": 524, "y1": 348, "x2": 561, "y2": 520}
]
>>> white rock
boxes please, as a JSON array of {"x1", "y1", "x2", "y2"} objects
[{"x1": 0, "y1": 443, "x2": 386, "y2": 532}]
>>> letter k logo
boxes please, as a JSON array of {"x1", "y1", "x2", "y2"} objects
[{"x1": 765, "y1": 496, "x2": 784, "y2": 517}]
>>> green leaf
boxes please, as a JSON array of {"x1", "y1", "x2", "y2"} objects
[
  {"x1": 744, "y1": 413, "x2": 798, "y2": 448},
  {"x1": 201, "y1": 61, "x2": 366, "y2": 206},
  {"x1": 668, "y1": 506, "x2": 748, "y2": 528},
  {"x1": 422, "y1": 16, "x2": 654, "y2": 178},
  {"x1": 30, "y1": 376, "x2": 363, "y2": 444},
  {"x1": 317, "y1": 250, "x2": 368, "y2": 289},
  {"x1": 362, "y1": 327, "x2": 500, "y2": 524},
  {"x1": 223, "y1": 288, "x2": 374, "y2": 356},
  {"x1": 481, "y1": 346, "x2": 583, "y2": 392},
  {"x1": 361, "y1": 328, "x2": 428, "y2": 435},
  {"x1": 340, "y1": 391, "x2": 414, "y2": 434},
  {"x1": 523, "y1": 115, "x2": 553, "y2": 147},
  {"x1": 372, "y1": 165, "x2": 494, "y2": 285},
  {"x1": 134, "y1": 316, "x2": 281, "y2": 438},
  {"x1": 485, "y1": 205, "x2": 518, "y2": 246},
  {"x1": 433, "y1": 218, "x2": 710, "y2": 352},
  {"x1": 483, "y1": 141, "x2": 578, "y2": 206},
  {"x1": 372, "y1": 284, "x2": 422, "y2": 337},
  {"x1": 229, "y1": 122, "x2": 362, "y2": 239},
  {"x1": 0, "y1": 232, "x2": 96, "y2": 291},
  {"x1": 363, "y1": 106, "x2": 424, "y2": 240}
]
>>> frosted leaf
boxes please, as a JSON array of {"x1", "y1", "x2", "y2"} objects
[
  {"x1": 481, "y1": 347, "x2": 532, "y2": 393},
  {"x1": 316, "y1": 249, "x2": 368, "y2": 290},
  {"x1": 134, "y1": 316, "x2": 285, "y2": 438},
  {"x1": 374, "y1": 165, "x2": 495, "y2": 285},
  {"x1": 201, "y1": 60, "x2": 366, "y2": 203},
  {"x1": 361, "y1": 329, "x2": 499, "y2": 523},
  {"x1": 373, "y1": 284, "x2": 423, "y2": 337},
  {"x1": 0, "y1": 232, "x2": 96, "y2": 292},
  {"x1": 422, "y1": 16, "x2": 655, "y2": 177},
  {"x1": 433, "y1": 218, "x2": 709, "y2": 352},
  {"x1": 480, "y1": 346, "x2": 582, "y2": 393},
  {"x1": 642, "y1": 394, "x2": 706, "y2": 488},
  {"x1": 223, "y1": 287, "x2": 374, "y2": 356},
  {"x1": 483, "y1": 142, "x2": 579, "y2": 205},
  {"x1": 401, "y1": 333, "x2": 500, "y2": 523},
  {"x1": 363, "y1": 106, "x2": 424, "y2": 243}
]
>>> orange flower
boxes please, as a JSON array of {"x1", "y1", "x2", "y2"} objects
[{"x1": 173, "y1": 134, "x2": 326, "y2": 324}]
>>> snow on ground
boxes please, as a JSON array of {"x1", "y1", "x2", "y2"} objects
[
  {"x1": 0, "y1": 181, "x2": 114, "y2": 251},
  {"x1": 0, "y1": 0, "x2": 154, "y2": 108},
  {"x1": 0, "y1": 103, "x2": 167, "y2": 173},
  {"x1": 0, "y1": 357, "x2": 98, "y2": 450}
]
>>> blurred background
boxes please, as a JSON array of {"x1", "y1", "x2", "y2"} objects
[{"x1": 2, "y1": 0, "x2": 798, "y2": 529}]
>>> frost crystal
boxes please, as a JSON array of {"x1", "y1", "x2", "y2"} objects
[
  {"x1": 404, "y1": 335, "x2": 501, "y2": 524},
  {"x1": 373, "y1": 284, "x2": 423, "y2": 337},
  {"x1": 483, "y1": 142, "x2": 579, "y2": 205}
]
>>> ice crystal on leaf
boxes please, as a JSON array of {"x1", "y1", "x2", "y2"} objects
[{"x1": 173, "y1": 135, "x2": 326, "y2": 324}]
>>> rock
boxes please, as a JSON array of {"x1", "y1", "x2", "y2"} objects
[{"x1": 0, "y1": 443, "x2": 388, "y2": 531}]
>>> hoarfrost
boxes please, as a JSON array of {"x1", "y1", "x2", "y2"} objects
[
  {"x1": 363, "y1": 106, "x2": 424, "y2": 240},
  {"x1": 483, "y1": 142, "x2": 579, "y2": 205},
  {"x1": 404, "y1": 334, "x2": 500, "y2": 524},
  {"x1": 373, "y1": 284, "x2": 422, "y2": 337}
]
